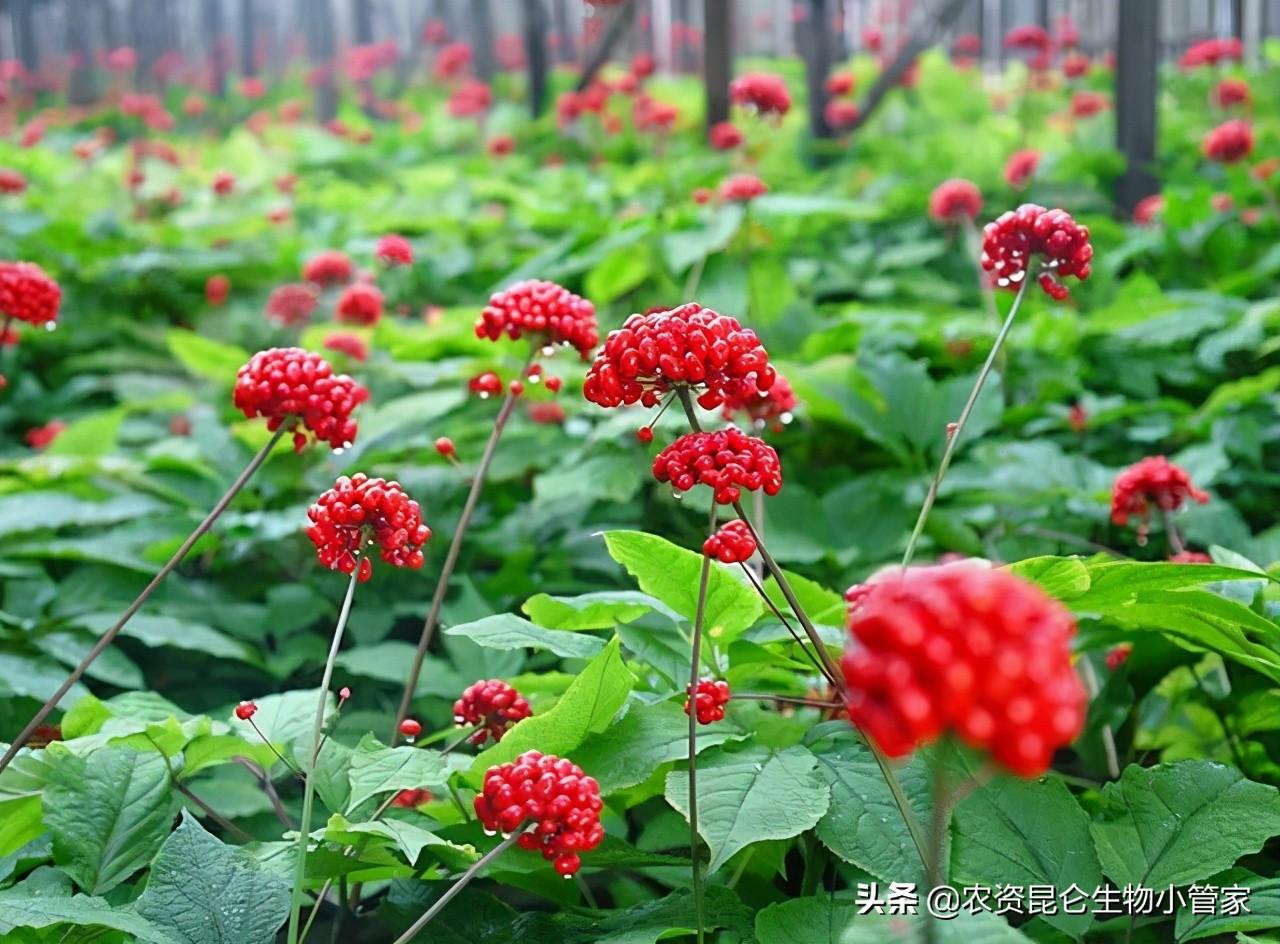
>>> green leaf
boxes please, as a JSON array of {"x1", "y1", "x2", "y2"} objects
[
  {"x1": 838, "y1": 911, "x2": 1033, "y2": 943},
  {"x1": 522, "y1": 591, "x2": 665, "y2": 630},
  {"x1": 346, "y1": 736, "x2": 449, "y2": 812},
  {"x1": 1076, "y1": 560, "x2": 1266, "y2": 610},
  {"x1": 0, "y1": 888, "x2": 177, "y2": 942},
  {"x1": 45, "y1": 408, "x2": 126, "y2": 457},
  {"x1": 0, "y1": 652, "x2": 90, "y2": 706},
  {"x1": 561, "y1": 886, "x2": 751, "y2": 944},
  {"x1": 665, "y1": 745, "x2": 829, "y2": 872},
  {"x1": 73, "y1": 613, "x2": 253, "y2": 662},
  {"x1": 230, "y1": 689, "x2": 333, "y2": 768},
  {"x1": 137, "y1": 812, "x2": 290, "y2": 944},
  {"x1": 323, "y1": 814, "x2": 461, "y2": 866},
  {"x1": 572, "y1": 701, "x2": 748, "y2": 794},
  {"x1": 44, "y1": 747, "x2": 175, "y2": 894},
  {"x1": 444, "y1": 613, "x2": 605, "y2": 659},
  {"x1": 1173, "y1": 869, "x2": 1280, "y2": 942},
  {"x1": 469, "y1": 637, "x2": 635, "y2": 779},
  {"x1": 755, "y1": 896, "x2": 860, "y2": 944},
  {"x1": 811, "y1": 737, "x2": 932, "y2": 885},
  {"x1": 584, "y1": 245, "x2": 652, "y2": 303},
  {"x1": 0, "y1": 797, "x2": 43, "y2": 858},
  {"x1": 603, "y1": 531, "x2": 762, "y2": 644},
  {"x1": 0, "y1": 492, "x2": 166, "y2": 539},
  {"x1": 952, "y1": 776, "x2": 1103, "y2": 940},
  {"x1": 1006, "y1": 556, "x2": 1091, "y2": 601},
  {"x1": 1090, "y1": 762, "x2": 1280, "y2": 889},
  {"x1": 182, "y1": 735, "x2": 279, "y2": 778},
  {"x1": 166, "y1": 329, "x2": 250, "y2": 384}
]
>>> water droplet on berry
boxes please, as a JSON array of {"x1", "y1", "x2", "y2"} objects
[
  {"x1": 780, "y1": 412, "x2": 793, "y2": 424},
  {"x1": 542, "y1": 345, "x2": 556, "y2": 356},
  {"x1": 45, "y1": 323, "x2": 56, "y2": 332},
  {"x1": 332, "y1": 446, "x2": 345, "y2": 455},
  {"x1": 672, "y1": 491, "x2": 682, "y2": 500},
  {"x1": 563, "y1": 873, "x2": 573, "y2": 880},
  {"x1": 479, "y1": 392, "x2": 490, "y2": 399},
  {"x1": 483, "y1": 828, "x2": 497, "y2": 837}
]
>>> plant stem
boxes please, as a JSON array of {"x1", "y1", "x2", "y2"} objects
[
  {"x1": 147, "y1": 732, "x2": 251, "y2": 842},
  {"x1": 1078, "y1": 658, "x2": 1120, "y2": 780},
  {"x1": 392, "y1": 346, "x2": 537, "y2": 741},
  {"x1": 390, "y1": 829, "x2": 525, "y2": 944},
  {"x1": 233, "y1": 758, "x2": 295, "y2": 828},
  {"x1": 1160, "y1": 507, "x2": 1187, "y2": 556},
  {"x1": 901, "y1": 275, "x2": 1031, "y2": 568},
  {"x1": 732, "y1": 693, "x2": 844, "y2": 710},
  {"x1": 0, "y1": 425, "x2": 287, "y2": 776},
  {"x1": 286, "y1": 567, "x2": 361, "y2": 944},
  {"x1": 736, "y1": 557, "x2": 838, "y2": 689},
  {"x1": 674, "y1": 386, "x2": 930, "y2": 873},
  {"x1": 686, "y1": 504, "x2": 716, "y2": 944}
]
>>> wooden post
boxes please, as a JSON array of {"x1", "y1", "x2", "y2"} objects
[
  {"x1": 308, "y1": 0, "x2": 337, "y2": 120},
  {"x1": 204, "y1": 0, "x2": 227, "y2": 97},
  {"x1": 523, "y1": 0, "x2": 548, "y2": 116},
  {"x1": 469, "y1": 0, "x2": 495, "y2": 80},
  {"x1": 354, "y1": 0, "x2": 374, "y2": 44},
  {"x1": 68, "y1": 0, "x2": 98, "y2": 104},
  {"x1": 1115, "y1": 0, "x2": 1159, "y2": 216},
  {"x1": 11, "y1": 0, "x2": 38, "y2": 73},
  {"x1": 703, "y1": 0, "x2": 730, "y2": 129},
  {"x1": 238, "y1": 0, "x2": 256, "y2": 76},
  {"x1": 803, "y1": 0, "x2": 833, "y2": 137}
]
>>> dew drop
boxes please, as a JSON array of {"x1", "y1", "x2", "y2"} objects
[
  {"x1": 45, "y1": 322, "x2": 56, "y2": 332},
  {"x1": 483, "y1": 828, "x2": 497, "y2": 837}
]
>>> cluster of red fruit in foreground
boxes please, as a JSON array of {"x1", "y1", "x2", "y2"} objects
[
  {"x1": 474, "y1": 751, "x2": 604, "y2": 877},
  {"x1": 233, "y1": 347, "x2": 369, "y2": 451},
  {"x1": 981, "y1": 203, "x2": 1093, "y2": 299},
  {"x1": 0, "y1": 262, "x2": 61, "y2": 326},
  {"x1": 843, "y1": 564, "x2": 1086, "y2": 777},
  {"x1": 685, "y1": 678, "x2": 732, "y2": 724},
  {"x1": 306, "y1": 473, "x2": 431, "y2": 581},
  {"x1": 702, "y1": 519, "x2": 757, "y2": 563},
  {"x1": 652, "y1": 426, "x2": 783, "y2": 504},
  {"x1": 583, "y1": 303, "x2": 776, "y2": 410},
  {"x1": 928, "y1": 179, "x2": 983, "y2": 223},
  {"x1": 452, "y1": 679, "x2": 532, "y2": 745},
  {"x1": 474, "y1": 279, "x2": 599, "y2": 357},
  {"x1": 1110, "y1": 456, "x2": 1209, "y2": 528}
]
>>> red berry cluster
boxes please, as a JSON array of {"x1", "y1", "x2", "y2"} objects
[
  {"x1": 475, "y1": 751, "x2": 604, "y2": 877},
  {"x1": 265, "y1": 283, "x2": 318, "y2": 327},
  {"x1": 392, "y1": 788, "x2": 433, "y2": 808},
  {"x1": 843, "y1": 564, "x2": 1086, "y2": 777},
  {"x1": 1180, "y1": 37, "x2": 1242, "y2": 70},
  {"x1": 1170, "y1": 550, "x2": 1212, "y2": 564},
  {"x1": 336, "y1": 282, "x2": 383, "y2": 326},
  {"x1": 453, "y1": 679, "x2": 533, "y2": 745},
  {"x1": 376, "y1": 234, "x2": 413, "y2": 266},
  {"x1": 652, "y1": 426, "x2": 783, "y2": 504},
  {"x1": 0, "y1": 262, "x2": 61, "y2": 326},
  {"x1": 474, "y1": 279, "x2": 598, "y2": 357},
  {"x1": 233, "y1": 347, "x2": 369, "y2": 452},
  {"x1": 212, "y1": 171, "x2": 236, "y2": 196},
  {"x1": 469, "y1": 371, "x2": 502, "y2": 398},
  {"x1": 1105, "y1": 643, "x2": 1132, "y2": 671},
  {"x1": 702, "y1": 519, "x2": 756, "y2": 563},
  {"x1": 980, "y1": 204, "x2": 1093, "y2": 300},
  {"x1": 1133, "y1": 194, "x2": 1165, "y2": 226},
  {"x1": 825, "y1": 72, "x2": 854, "y2": 96},
  {"x1": 206, "y1": 274, "x2": 230, "y2": 306},
  {"x1": 684, "y1": 678, "x2": 731, "y2": 724},
  {"x1": 1202, "y1": 119, "x2": 1253, "y2": 164},
  {"x1": 1212, "y1": 78, "x2": 1251, "y2": 109},
  {"x1": 1003, "y1": 149, "x2": 1040, "y2": 188},
  {"x1": 721, "y1": 373, "x2": 797, "y2": 430},
  {"x1": 306, "y1": 473, "x2": 431, "y2": 581},
  {"x1": 234, "y1": 700, "x2": 257, "y2": 720},
  {"x1": 303, "y1": 250, "x2": 353, "y2": 287},
  {"x1": 583, "y1": 303, "x2": 776, "y2": 411},
  {"x1": 719, "y1": 174, "x2": 768, "y2": 202},
  {"x1": 322, "y1": 331, "x2": 369, "y2": 362},
  {"x1": 708, "y1": 120, "x2": 742, "y2": 150},
  {"x1": 0, "y1": 168, "x2": 27, "y2": 194},
  {"x1": 1110, "y1": 455, "x2": 1209, "y2": 528},
  {"x1": 928, "y1": 179, "x2": 983, "y2": 223},
  {"x1": 729, "y1": 72, "x2": 791, "y2": 117}
]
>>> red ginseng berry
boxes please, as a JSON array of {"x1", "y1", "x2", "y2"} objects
[
  {"x1": 322, "y1": 331, "x2": 369, "y2": 362},
  {"x1": 434, "y1": 436, "x2": 456, "y2": 458},
  {"x1": 474, "y1": 750, "x2": 604, "y2": 877},
  {"x1": 583, "y1": 302, "x2": 775, "y2": 411},
  {"x1": 684, "y1": 678, "x2": 731, "y2": 724},
  {"x1": 842, "y1": 563, "x2": 1086, "y2": 777},
  {"x1": 212, "y1": 171, "x2": 236, "y2": 196},
  {"x1": 474, "y1": 279, "x2": 598, "y2": 358},
  {"x1": 1170, "y1": 550, "x2": 1213, "y2": 564},
  {"x1": 652, "y1": 426, "x2": 782, "y2": 505},
  {"x1": 375, "y1": 234, "x2": 413, "y2": 267},
  {"x1": 729, "y1": 72, "x2": 791, "y2": 116},
  {"x1": 399, "y1": 718, "x2": 423, "y2": 738},
  {"x1": 719, "y1": 173, "x2": 768, "y2": 202},
  {"x1": 265, "y1": 283, "x2": 318, "y2": 327},
  {"x1": 453, "y1": 679, "x2": 533, "y2": 745},
  {"x1": 392, "y1": 788, "x2": 433, "y2": 808},
  {"x1": 509, "y1": 379, "x2": 524, "y2": 396},
  {"x1": 708, "y1": 121, "x2": 743, "y2": 150},
  {"x1": 335, "y1": 282, "x2": 384, "y2": 326},
  {"x1": 544, "y1": 376, "x2": 563, "y2": 393},
  {"x1": 636, "y1": 425, "x2": 654, "y2": 444},
  {"x1": 1105, "y1": 644, "x2": 1132, "y2": 671},
  {"x1": 206, "y1": 274, "x2": 230, "y2": 307},
  {"x1": 1212, "y1": 79, "x2": 1251, "y2": 109},
  {"x1": 234, "y1": 700, "x2": 257, "y2": 720},
  {"x1": 469, "y1": 371, "x2": 502, "y2": 398},
  {"x1": 0, "y1": 168, "x2": 28, "y2": 194},
  {"x1": 720, "y1": 373, "x2": 797, "y2": 431},
  {"x1": 302, "y1": 250, "x2": 354, "y2": 287},
  {"x1": 233, "y1": 347, "x2": 368, "y2": 452},
  {"x1": 980, "y1": 204, "x2": 1093, "y2": 300},
  {"x1": 1110, "y1": 455, "x2": 1209, "y2": 529},
  {"x1": 0, "y1": 262, "x2": 61, "y2": 326},
  {"x1": 1003, "y1": 149, "x2": 1040, "y2": 188},
  {"x1": 929, "y1": 179, "x2": 983, "y2": 223},
  {"x1": 306, "y1": 473, "x2": 431, "y2": 581},
  {"x1": 702, "y1": 519, "x2": 756, "y2": 564},
  {"x1": 1202, "y1": 119, "x2": 1254, "y2": 164}
]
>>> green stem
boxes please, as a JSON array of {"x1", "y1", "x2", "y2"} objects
[
  {"x1": 901, "y1": 275, "x2": 1031, "y2": 568},
  {"x1": 286, "y1": 567, "x2": 361, "y2": 944},
  {"x1": 392, "y1": 345, "x2": 538, "y2": 741},
  {"x1": 687, "y1": 504, "x2": 717, "y2": 944},
  {"x1": 0, "y1": 424, "x2": 288, "y2": 776}
]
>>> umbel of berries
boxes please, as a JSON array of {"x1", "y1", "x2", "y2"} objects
[
  {"x1": 0, "y1": 261, "x2": 61, "y2": 326},
  {"x1": 233, "y1": 347, "x2": 369, "y2": 452},
  {"x1": 475, "y1": 279, "x2": 598, "y2": 358},
  {"x1": 1110, "y1": 456, "x2": 1209, "y2": 534},
  {"x1": 702, "y1": 519, "x2": 757, "y2": 563},
  {"x1": 453, "y1": 679, "x2": 533, "y2": 745},
  {"x1": 685, "y1": 678, "x2": 731, "y2": 724},
  {"x1": 981, "y1": 203, "x2": 1093, "y2": 300},
  {"x1": 474, "y1": 750, "x2": 605, "y2": 877},
  {"x1": 842, "y1": 563, "x2": 1086, "y2": 778},
  {"x1": 653, "y1": 426, "x2": 782, "y2": 505},
  {"x1": 306, "y1": 473, "x2": 431, "y2": 581},
  {"x1": 583, "y1": 302, "x2": 776, "y2": 411}
]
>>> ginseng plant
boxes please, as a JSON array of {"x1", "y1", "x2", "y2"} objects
[
  {"x1": 0, "y1": 347, "x2": 369, "y2": 774},
  {"x1": 285, "y1": 472, "x2": 431, "y2": 944},
  {"x1": 391, "y1": 279, "x2": 598, "y2": 738}
]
